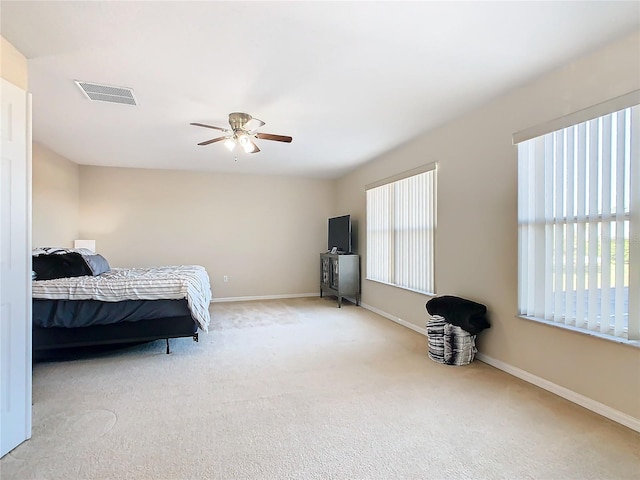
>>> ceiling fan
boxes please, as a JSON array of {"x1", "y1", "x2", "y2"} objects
[{"x1": 191, "y1": 112, "x2": 292, "y2": 154}]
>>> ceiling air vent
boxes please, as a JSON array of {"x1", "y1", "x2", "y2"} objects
[{"x1": 74, "y1": 81, "x2": 137, "y2": 106}]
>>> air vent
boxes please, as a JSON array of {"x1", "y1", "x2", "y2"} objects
[{"x1": 74, "y1": 81, "x2": 137, "y2": 106}]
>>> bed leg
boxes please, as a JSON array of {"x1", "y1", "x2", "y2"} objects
[
  {"x1": 193, "y1": 333, "x2": 199, "y2": 343},
  {"x1": 166, "y1": 338, "x2": 170, "y2": 354}
]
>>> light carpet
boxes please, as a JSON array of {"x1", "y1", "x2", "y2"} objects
[{"x1": 1, "y1": 297, "x2": 639, "y2": 479}]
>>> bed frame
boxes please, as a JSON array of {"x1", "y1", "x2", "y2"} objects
[
  {"x1": 32, "y1": 299, "x2": 199, "y2": 358},
  {"x1": 33, "y1": 315, "x2": 198, "y2": 354}
]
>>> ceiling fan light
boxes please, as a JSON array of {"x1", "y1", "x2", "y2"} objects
[
  {"x1": 238, "y1": 134, "x2": 250, "y2": 146},
  {"x1": 224, "y1": 137, "x2": 237, "y2": 151}
]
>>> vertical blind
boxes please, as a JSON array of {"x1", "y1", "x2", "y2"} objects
[
  {"x1": 517, "y1": 104, "x2": 638, "y2": 340},
  {"x1": 366, "y1": 165, "x2": 436, "y2": 295}
]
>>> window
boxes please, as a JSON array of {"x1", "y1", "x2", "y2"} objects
[
  {"x1": 366, "y1": 163, "x2": 436, "y2": 295},
  {"x1": 515, "y1": 94, "x2": 639, "y2": 341}
]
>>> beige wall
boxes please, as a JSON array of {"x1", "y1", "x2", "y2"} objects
[
  {"x1": 0, "y1": 36, "x2": 28, "y2": 89},
  {"x1": 32, "y1": 142, "x2": 80, "y2": 248},
  {"x1": 336, "y1": 31, "x2": 640, "y2": 419},
  {"x1": 78, "y1": 166, "x2": 334, "y2": 299}
]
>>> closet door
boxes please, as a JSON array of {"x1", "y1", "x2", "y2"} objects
[{"x1": 0, "y1": 78, "x2": 32, "y2": 457}]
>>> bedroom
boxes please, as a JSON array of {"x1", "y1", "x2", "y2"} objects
[{"x1": 1, "y1": 1, "x2": 639, "y2": 476}]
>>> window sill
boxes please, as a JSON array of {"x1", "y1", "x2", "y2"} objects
[
  {"x1": 365, "y1": 278, "x2": 435, "y2": 297},
  {"x1": 517, "y1": 315, "x2": 640, "y2": 349}
]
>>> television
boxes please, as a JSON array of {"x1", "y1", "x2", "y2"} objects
[{"x1": 328, "y1": 215, "x2": 352, "y2": 254}]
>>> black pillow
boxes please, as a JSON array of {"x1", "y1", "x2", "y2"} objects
[{"x1": 32, "y1": 252, "x2": 93, "y2": 280}]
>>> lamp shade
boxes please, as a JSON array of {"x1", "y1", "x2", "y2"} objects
[
  {"x1": 74, "y1": 239, "x2": 96, "y2": 252},
  {"x1": 224, "y1": 138, "x2": 236, "y2": 151}
]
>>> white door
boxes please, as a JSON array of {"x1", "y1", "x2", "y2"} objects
[{"x1": 0, "y1": 78, "x2": 32, "y2": 457}]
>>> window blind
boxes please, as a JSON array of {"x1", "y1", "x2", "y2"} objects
[
  {"x1": 366, "y1": 164, "x2": 436, "y2": 295},
  {"x1": 517, "y1": 104, "x2": 638, "y2": 340}
]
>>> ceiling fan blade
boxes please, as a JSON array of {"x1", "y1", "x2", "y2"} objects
[
  {"x1": 245, "y1": 117, "x2": 265, "y2": 131},
  {"x1": 190, "y1": 122, "x2": 228, "y2": 132},
  {"x1": 197, "y1": 136, "x2": 227, "y2": 146},
  {"x1": 255, "y1": 132, "x2": 293, "y2": 143}
]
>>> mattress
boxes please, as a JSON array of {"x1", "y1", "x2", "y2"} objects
[
  {"x1": 33, "y1": 298, "x2": 192, "y2": 328},
  {"x1": 32, "y1": 265, "x2": 211, "y2": 331}
]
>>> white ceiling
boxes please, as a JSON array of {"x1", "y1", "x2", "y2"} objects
[{"x1": 2, "y1": 1, "x2": 639, "y2": 179}]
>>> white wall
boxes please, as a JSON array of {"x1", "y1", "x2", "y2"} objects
[
  {"x1": 78, "y1": 166, "x2": 335, "y2": 299},
  {"x1": 32, "y1": 142, "x2": 80, "y2": 248},
  {"x1": 0, "y1": 36, "x2": 28, "y2": 91},
  {"x1": 336, "y1": 31, "x2": 640, "y2": 420}
]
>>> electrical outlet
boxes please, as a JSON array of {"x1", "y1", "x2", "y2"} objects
[{"x1": 223, "y1": 275, "x2": 228, "y2": 283}]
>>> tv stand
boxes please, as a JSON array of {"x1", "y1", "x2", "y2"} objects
[{"x1": 320, "y1": 253, "x2": 360, "y2": 307}]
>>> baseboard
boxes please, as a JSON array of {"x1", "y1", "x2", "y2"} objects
[
  {"x1": 212, "y1": 293, "x2": 319, "y2": 303},
  {"x1": 361, "y1": 302, "x2": 428, "y2": 336},
  {"x1": 361, "y1": 302, "x2": 640, "y2": 433},
  {"x1": 474, "y1": 353, "x2": 640, "y2": 433}
]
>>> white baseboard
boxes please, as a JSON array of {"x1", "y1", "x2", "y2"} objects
[
  {"x1": 361, "y1": 302, "x2": 640, "y2": 433},
  {"x1": 361, "y1": 302, "x2": 428, "y2": 335},
  {"x1": 212, "y1": 293, "x2": 319, "y2": 303},
  {"x1": 474, "y1": 353, "x2": 640, "y2": 433}
]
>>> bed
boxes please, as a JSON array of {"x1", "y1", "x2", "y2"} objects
[{"x1": 31, "y1": 248, "x2": 212, "y2": 356}]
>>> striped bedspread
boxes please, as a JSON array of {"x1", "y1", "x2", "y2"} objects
[{"x1": 32, "y1": 265, "x2": 212, "y2": 332}]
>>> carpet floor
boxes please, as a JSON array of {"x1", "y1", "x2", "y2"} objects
[{"x1": 1, "y1": 297, "x2": 638, "y2": 479}]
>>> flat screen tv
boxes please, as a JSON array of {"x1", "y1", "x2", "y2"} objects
[{"x1": 328, "y1": 215, "x2": 352, "y2": 254}]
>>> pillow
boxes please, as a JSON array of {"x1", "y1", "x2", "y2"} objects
[
  {"x1": 82, "y1": 254, "x2": 111, "y2": 275},
  {"x1": 32, "y1": 252, "x2": 93, "y2": 280}
]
